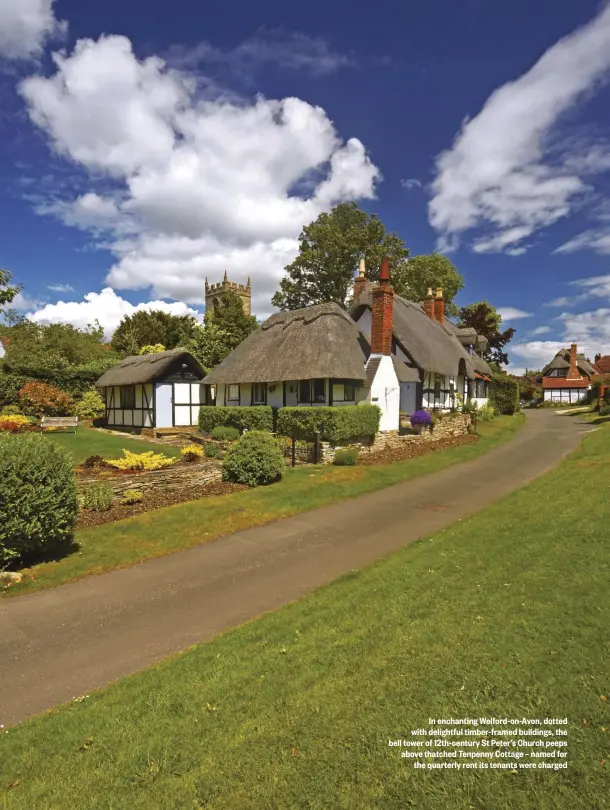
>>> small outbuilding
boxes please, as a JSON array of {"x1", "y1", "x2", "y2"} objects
[{"x1": 95, "y1": 349, "x2": 207, "y2": 430}]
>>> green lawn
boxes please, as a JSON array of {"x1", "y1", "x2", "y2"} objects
[
  {"x1": 0, "y1": 422, "x2": 607, "y2": 808},
  {"x1": 44, "y1": 427, "x2": 182, "y2": 465},
  {"x1": 7, "y1": 415, "x2": 523, "y2": 596}
]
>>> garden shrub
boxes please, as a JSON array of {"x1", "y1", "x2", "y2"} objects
[
  {"x1": 181, "y1": 444, "x2": 204, "y2": 462},
  {"x1": 74, "y1": 390, "x2": 105, "y2": 420},
  {"x1": 600, "y1": 402, "x2": 610, "y2": 416},
  {"x1": 333, "y1": 448, "x2": 359, "y2": 466},
  {"x1": 82, "y1": 482, "x2": 114, "y2": 512},
  {"x1": 199, "y1": 406, "x2": 273, "y2": 433},
  {"x1": 410, "y1": 409, "x2": 432, "y2": 428},
  {"x1": 120, "y1": 489, "x2": 143, "y2": 505},
  {"x1": 276, "y1": 405, "x2": 380, "y2": 442},
  {"x1": 211, "y1": 425, "x2": 240, "y2": 441},
  {"x1": 477, "y1": 404, "x2": 496, "y2": 421},
  {"x1": 1, "y1": 404, "x2": 22, "y2": 416},
  {"x1": 0, "y1": 433, "x2": 78, "y2": 565},
  {"x1": 204, "y1": 442, "x2": 221, "y2": 458},
  {"x1": 489, "y1": 374, "x2": 520, "y2": 415},
  {"x1": 107, "y1": 450, "x2": 176, "y2": 471},
  {"x1": 222, "y1": 431, "x2": 284, "y2": 487},
  {"x1": 18, "y1": 381, "x2": 74, "y2": 417},
  {"x1": 0, "y1": 414, "x2": 32, "y2": 433}
]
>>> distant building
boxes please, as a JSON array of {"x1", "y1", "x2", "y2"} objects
[
  {"x1": 593, "y1": 353, "x2": 610, "y2": 374},
  {"x1": 539, "y1": 344, "x2": 597, "y2": 403},
  {"x1": 205, "y1": 272, "x2": 251, "y2": 317}
]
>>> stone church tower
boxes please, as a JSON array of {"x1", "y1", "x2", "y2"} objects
[{"x1": 205, "y1": 271, "x2": 252, "y2": 316}]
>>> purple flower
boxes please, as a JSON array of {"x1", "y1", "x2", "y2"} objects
[{"x1": 410, "y1": 409, "x2": 432, "y2": 427}]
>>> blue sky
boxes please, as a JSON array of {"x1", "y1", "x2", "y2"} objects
[{"x1": 1, "y1": 0, "x2": 610, "y2": 372}]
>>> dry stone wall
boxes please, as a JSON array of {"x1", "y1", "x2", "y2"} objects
[{"x1": 79, "y1": 462, "x2": 222, "y2": 497}]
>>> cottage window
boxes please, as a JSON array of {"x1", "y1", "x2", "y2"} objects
[
  {"x1": 252, "y1": 382, "x2": 266, "y2": 404},
  {"x1": 343, "y1": 383, "x2": 356, "y2": 401},
  {"x1": 120, "y1": 385, "x2": 136, "y2": 409},
  {"x1": 476, "y1": 379, "x2": 487, "y2": 398},
  {"x1": 298, "y1": 379, "x2": 326, "y2": 403},
  {"x1": 227, "y1": 384, "x2": 239, "y2": 402}
]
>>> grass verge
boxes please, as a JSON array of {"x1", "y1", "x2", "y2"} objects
[
  {"x1": 7, "y1": 415, "x2": 523, "y2": 596},
  {"x1": 44, "y1": 427, "x2": 181, "y2": 465},
  {"x1": 0, "y1": 420, "x2": 607, "y2": 808}
]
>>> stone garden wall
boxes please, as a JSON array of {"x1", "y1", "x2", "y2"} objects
[
  {"x1": 320, "y1": 413, "x2": 473, "y2": 464},
  {"x1": 79, "y1": 463, "x2": 222, "y2": 497}
]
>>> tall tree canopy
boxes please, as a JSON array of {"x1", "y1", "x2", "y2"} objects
[
  {"x1": 272, "y1": 202, "x2": 410, "y2": 310},
  {"x1": 394, "y1": 254, "x2": 464, "y2": 317},
  {"x1": 111, "y1": 310, "x2": 198, "y2": 356},
  {"x1": 458, "y1": 301, "x2": 516, "y2": 367},
  {"x1": 0, "y1": 315, "x2": 118, "y2": 374},
  {"x1": 0, "y1": 269, "x2": 20, "y2": 308},
  {"x1": 186, "y1": 289, "x2": 258, "y2": 371}
]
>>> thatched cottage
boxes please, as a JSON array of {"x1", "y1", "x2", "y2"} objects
[
  {"x1": 96, "y1": 349, "x2": 207, "y2": 429},
  {"x1": 203, "y1": 259, "x2": 492, "y2": 430}
]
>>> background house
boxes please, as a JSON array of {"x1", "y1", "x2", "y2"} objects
[
  {"x1": 539, "y1": 344, "x2": 596, "y2": 403},
  {"x1": 96, "y1": 349, "x2": 206, "y2": 430},
  {"x1": 593, "y1": 353, "x2": 610, "y2": 374}
]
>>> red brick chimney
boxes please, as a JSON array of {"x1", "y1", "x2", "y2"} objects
[
  {"x1": 423, "y1": 287, "x2": 435, "y2": 320},
  {"x1": 434, "y1": 288, "x2": 445, "y2": 325},
  {"x1": 595, "y1": 353, "x2": 602, "y2": 363},
  {"x1": 566, "y1": 343, "x2": 582, "y2": 380},
  {"x1": 353, "y1": 257, "x2": 368, "y2": 300},
  {"x1": 370, "y1": 257, "x2": 394, "y2": 355}
]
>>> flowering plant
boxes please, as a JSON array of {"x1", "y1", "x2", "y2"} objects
[
  {"x1": 107, "y1": 450, "x2": 176, "y2": 471},
  {"x1": 410, "y1": 410, "x2": 432, "y2": 428}
]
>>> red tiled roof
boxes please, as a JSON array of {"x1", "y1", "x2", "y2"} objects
[
  {"x1": 474, "y1": 371, "x2": 491, "y2": 381},
  {"x1": 593, "y1": 356, "x2": 610, "y2": 374},
  {"x1": 542, "y1": 377, "x2": 589, "y2": 389}
]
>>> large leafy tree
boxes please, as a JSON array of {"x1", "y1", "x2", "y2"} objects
[
  {"x1": 458, "y1": 301, "x2": 516, "y2": 367},
  {"x1": 0, "y1": 315, "x2": 118, "y2": 374},
  {"x1": 186, "y1": 290, "x2": 258, "y2": 371},
  {"x1": 393, "y1": 254, "x2": 464, "y2": 317},
  {"x1": 0, "y1": 269, "x2": 20, "y2": 308},
  {"x1": 272, "y1": 202, "x2": 410, "y2": 310},
  {"x1": 111, "y1": 310, "x2": 198, "y2": 356}
]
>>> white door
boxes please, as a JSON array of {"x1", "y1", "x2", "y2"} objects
[
  {"x1": 285, "y1": 381, "x2": 298, "y2": 407},
  {"x1": 155, "y1": 383, "x2": 173, "y2": 428}
]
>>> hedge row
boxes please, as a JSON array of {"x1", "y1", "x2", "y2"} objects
[
  {"x1": 199, "y1": 406, "x2": 274, "y2": 433},
  {"x1": 276, "y1": 405, "x2": 381, "y2": 442},
  {"x1": 0, "y1": 368, "x2": 101, "y2": 407},
  {"x1": 489, "y1": 373, "x2": 520, "y2": 415}
]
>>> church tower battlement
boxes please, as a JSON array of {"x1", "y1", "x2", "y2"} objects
[{"x1": 205, "y1": 271, "x2": 251, "y2": 316}]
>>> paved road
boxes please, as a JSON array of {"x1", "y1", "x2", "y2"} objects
[{"x1": 0, "y1": 410, "x2": 594, "y2": 726}]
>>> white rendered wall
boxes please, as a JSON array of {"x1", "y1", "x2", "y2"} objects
[{"x1": 369, "y1": 355, "x2": 400, "y2": 431}]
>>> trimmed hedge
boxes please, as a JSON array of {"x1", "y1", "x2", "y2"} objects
[
  {"x1": 489, "y1": 374, "x2": 520, "y2": 415},
  {"x1": 0, "y1": 433, "x2": 78, "y2": 566},
  {"x1": 199, "y1": 406, "x2": 273, "y2": 434},
  {"x1": 276, "y1": 405, "x2": 381, "y2": 442},
  {"x1": 222, "y1": 431, "x2": 284, "y2": 487}
]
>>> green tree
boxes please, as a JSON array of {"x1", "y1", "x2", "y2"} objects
[
  {"x1": 110, "y1": 311, "x2": 198, "y2": 356},
  {"x1": 186, "y1": 290, "x2": 258, "y2": 371},
  {"x1": 0, "y1": 317, "x2": 118, "y2": 374},
  {"x1": 458, "y1": 301, "x2": 516, "y2": 367},
  {"x1": 394, "y1": 254, "x2": 464, "y2": 317},
  {"x1": 0, "y1": 269, "x2": 20, "y2": 308},
  {"x1": 272, "y1": 202, "x2": 410, "y2": 310}
]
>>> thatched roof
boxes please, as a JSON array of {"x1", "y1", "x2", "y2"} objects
[
  {"x1": 203, "y1": 303, "x2": 371, "y2": 385},
  {"x1": 541, "y1": 349, "x2": 597, "y2": 377},
  {"x1": 350, "y1": 292, "x2": 491, "y2": 379},
  {"x1": 96, "y1": 349, "x2": 205, "y2": 387}
]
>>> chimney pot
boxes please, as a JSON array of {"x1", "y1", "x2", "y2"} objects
[
  {"x1": 353, "y1": 257, "x2": 369, "y2": 300},
  {"x1": 423, "y1": 288, "x2": 435, "y2": 320}
]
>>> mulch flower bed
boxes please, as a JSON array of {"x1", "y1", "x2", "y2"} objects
[
  {"x1": 77, "y1": 480, "x2": 248, "y2": 528},
  {"x1": 358, "y1": 434, "x2": 478, "y2": 465}
]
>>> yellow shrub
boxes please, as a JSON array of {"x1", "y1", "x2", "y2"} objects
[
  {"x1": 1, "y1": 415, "x2": 31, "y2": 427},
  {"x1": 107, "y1": 450, "x2": 176, "y2": 471},
  {"x1": 181, "y1": 444, "x2": 204, "y2": 461}
]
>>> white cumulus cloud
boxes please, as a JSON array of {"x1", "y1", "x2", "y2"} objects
[
  {"x1": 429, "y1": 3, "x2": 610, "y2": 254},
  {"x1": 497, "y1": 307, "x2": 532, "y2": 322},
  {"x1": 19, "y1": 34, "x2": 380, "y2": 319},
  {"x1": 27, "y1": 287, "x2": 201, "y2": 339},
  {"x1": 0, "y1": 0, "x2": 65, "y2": 60}
]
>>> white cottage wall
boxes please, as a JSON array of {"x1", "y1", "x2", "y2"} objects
[{"x1": 369, "y1": 355, "x2": 400, "y2": 431}]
